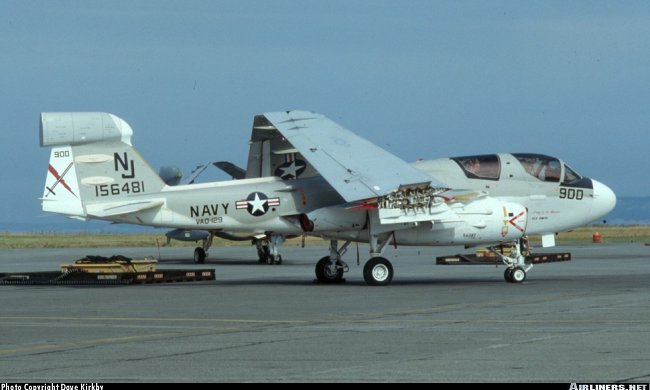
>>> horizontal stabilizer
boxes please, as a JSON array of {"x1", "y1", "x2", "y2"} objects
[
  {"x1": 86, "y1": 199, "x2": 164, "y2": 218},
  {"x1": 214, "y1": 161, "x2": 246, "y2": 180}
]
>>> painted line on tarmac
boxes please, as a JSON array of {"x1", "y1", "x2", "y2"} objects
[
  {"x1": 0, "y1": 315, "x2": 308, "y2": 324},
  {"x1": 0, "y1": 327, "x2": 246, "y2": 356}
]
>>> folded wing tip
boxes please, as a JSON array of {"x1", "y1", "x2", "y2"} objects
[{"x1": 261, "y1": 111, "x2": 447, "y2": 203}]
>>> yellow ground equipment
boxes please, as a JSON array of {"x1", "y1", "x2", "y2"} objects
[{"x1": 61, "y1": 255, "x2": 157, "y2": 273}]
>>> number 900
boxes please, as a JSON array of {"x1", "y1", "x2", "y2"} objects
[{"x1": 559, "y1": 188, "x2": 583, "y2": 200}]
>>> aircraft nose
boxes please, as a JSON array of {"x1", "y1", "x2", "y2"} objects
[{"x1": 591, "y1": 179, "x2": 617, "y2": 220}]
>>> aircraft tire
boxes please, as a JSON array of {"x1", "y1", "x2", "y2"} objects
[
  {"x1": 315, "y1": 256, "x2": 343, "y2": 283},
  {"x1": 504, "y1": 268, "x2": 514, "y2": 283},
  {"x1": 194, "y1": 247, "x2": 206, "y2": 264},
  {"x1": 510, "y1": 266, "x2": 526, "y2": 283},
  {"x1": 266, "y1": 254, "x2": 283, "y2": 265},
  {"x1": 257, "y1": 247, "x2": 267, "y2": 264},
  {"x1": 363, "y1": 257, "x2": 393, "y2": 286}
]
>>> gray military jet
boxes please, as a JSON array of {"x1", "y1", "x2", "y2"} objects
[{"x1": 40, "y1": 111, "x2": 616, "y2": 285}]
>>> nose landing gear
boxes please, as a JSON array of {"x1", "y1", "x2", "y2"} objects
[{"x1": 491, "y1": 236, "x2": 532, "y2": 284}]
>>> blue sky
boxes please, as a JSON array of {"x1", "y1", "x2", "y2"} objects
[{"x1": 1, "y1": 1, "x2": 649, "y2": 230}]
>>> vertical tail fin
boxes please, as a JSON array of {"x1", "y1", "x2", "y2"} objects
[
  {"x1": 42, "y1": 145, "x2": 84, "y2": 216},
  {"x1": 40, "y1": 112, "x2": 165, "y2": 218}
]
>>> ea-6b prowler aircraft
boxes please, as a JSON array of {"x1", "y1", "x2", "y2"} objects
[{"x1": 40, "y1": 111, "x2": 616, "y2": 285}]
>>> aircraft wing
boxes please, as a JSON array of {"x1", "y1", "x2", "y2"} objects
[{"x1": 260, "y1": 111, "x2": 444, "y2": 202}]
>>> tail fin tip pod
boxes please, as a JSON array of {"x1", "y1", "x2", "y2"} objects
[
  {"x1": 40, "y1": 112, "x2": 134, "y2": 147},
  {"x1": 40, "y1": 112, "x2": 165, "y2": 218}
]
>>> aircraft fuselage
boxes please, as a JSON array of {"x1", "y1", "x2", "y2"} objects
[{"x1": 95, "y1": 153, "x2": 614, "y2": 247}]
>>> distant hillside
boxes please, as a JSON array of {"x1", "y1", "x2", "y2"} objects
[{"x1": 0, "y1": 219, "x2": 158, "y2": 234}]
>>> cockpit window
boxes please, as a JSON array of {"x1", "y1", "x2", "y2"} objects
[
  {"x1": 512, "y1": 153, "x2": 561, "y2": 182},
  {"x1": 563, "y1": 164, "x2": 582, "y2": 184},
  {"x1": 452, "y1": 154, "x2": 500, "y2": 180}
]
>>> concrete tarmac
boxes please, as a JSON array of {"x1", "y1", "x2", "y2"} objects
[{"x1": 0, "y1": 243, "x2": 649, "y2": 382}]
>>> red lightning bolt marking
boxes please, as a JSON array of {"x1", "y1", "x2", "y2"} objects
[
  {"x1": 347, "y1": 203, "x2": 378, "y2": 210},
  {"x1": 508, "y1": 211, "x2": 526, "y2": 233},
  {"x1": 48, "y1": 164, "x2": 77, "y2": 198}
]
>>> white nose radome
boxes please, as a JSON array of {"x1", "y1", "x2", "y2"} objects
[{"x1": 591, "y1": 179, "x2": 617, "y2": 220}]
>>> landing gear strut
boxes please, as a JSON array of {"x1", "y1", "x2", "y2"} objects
[
  {"x1": 256, "y1": 240, "x2": 269, "y2": 264},
  {"x1": 491, "y1": 236, "x2": 532, "y2": 283},
  {"x1": 193, "y1": 231, "x2": 215, "y2": 264},
  {"x1": 255, "y1": 234, "x2": 284, "y2": 265},
  {"x1": 314, "y1": 240, "x2": 349, "y2": 283},
  {"x1": 314, "y1": 233, "x2": 397, "y2": 286},
  {"x1": 361, "y1": 232, "x2": 395, "y2": 286}
]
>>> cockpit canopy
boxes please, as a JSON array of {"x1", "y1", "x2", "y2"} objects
[
  {"x1": 451, "y1": 154, "x2": 501, "y2": 180},
  {"x1": 452, "y1": 153, "x2": 585, "y2": 186},
  {"x1": 512, "y1": 153, "x2": 561, "y2": 182},
  {"x1": 512, "y1": 153, "x2": 583, "y2": 185}
]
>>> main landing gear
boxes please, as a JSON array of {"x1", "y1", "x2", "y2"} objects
[
  {"x1": 314, "y1": 240, "x2": 349, "y2": 283},
  {"x1": 363, "y1": 257, "x2": 393, "y2": 286},
  {"x1": 491, "y1": 236, "x2": 532, "y2": 284},
  {"x1": 193, "y1": 231, "x2": 285, "y2": 265},
  {"x1": 314, "y1": 234, "x2": 395, "y2": 286},
  {"x1": 193, "y1": 231, "x2": 214, "y2": 264},
  {"x1": 255, "y1": 234, "x2": 284, "y2": 265}
]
